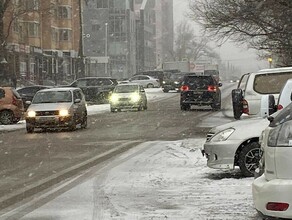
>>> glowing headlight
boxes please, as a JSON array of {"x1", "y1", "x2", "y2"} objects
[
  {"x1": 210, "y1": 128, "x2": 235, "y2": 142},
  {"x1": 174, "y1": 81, "x2": 179, "y2": 84},
  {"x1": 162, "y1": 81, "x2": 166, "y2": 84},
  {"x1": 110, "y1": 94, "x2": 119, "y2": 103},
  {"x1": 59, "y1": 109, "x2": 69, "y2": 117},
  {"x1": 27, "y1": 111, "x2": 36, "y2": 117},
  {"x1": 131, "y1": 93, "x2": 140, "y2": 102}
]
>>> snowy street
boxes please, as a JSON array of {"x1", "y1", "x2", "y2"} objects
[{"x1": 5, "y1": 139, "x2": 260, "y2": 220}]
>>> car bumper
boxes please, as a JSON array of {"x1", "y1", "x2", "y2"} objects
[
  {"x1": 252, "y1": 175, "x2": 292, "y2": 219},
  {"x1": 203, "y1": 140, "x2": 239, "y2": 169},
  {"x1": 26, "y1": 115, "x2": 73, "y2": 128},
  {"x1": 110, "y1": 102, "x2": 141, "y2": 109}
]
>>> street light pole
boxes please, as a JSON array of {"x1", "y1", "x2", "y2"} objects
[{"x1": 105, "y1": 23, "x2": 108, "y2": 76}]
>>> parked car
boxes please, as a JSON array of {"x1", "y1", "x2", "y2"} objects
[
  {"x1": 25, "y1": 87, "x2": 87, "y2": 133},
  {"x1": 180, "y1": 74, "x2": 222, "y2": 111},
  {"x1": 162, "y1": 71, "x2": 185, "y2": 93},
  {"x1": 134, "y1": 70, "x2": 164, "y2": 86},
  {"x1": 125, "y1": 75, "x2": 160, "y2": 88},
  {"x1": 16, "y1": 85, "x2": 52, "y2": 110},
  {"x1": 0, "y1": 87, "x2": 24, "y2": 125},
  {"x1": 232, "y1": 66, "x2": 292, "y2": 119},
  {"x1": 202, "y1": 78, "x2": 292, "y2": 177},
  {"x1": 68, "y1": 77, "x2": 118, "y2": 103},
  {"x1": 252, "y1": 101, "x2": 292, "y2": 219},
  {"x1": 109, "y1": 83, "x2": 147, "y2": 112}
]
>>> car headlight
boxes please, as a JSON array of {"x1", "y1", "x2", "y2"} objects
[
  {"x1": 110, "y1": 94, "x2": 119, "y2": 103},
  {"x1": 162, "y1": 81, "x2": 166, "y2": 84},
  {"x1": 27, "y1": 111, "x2": 36, "y2": 117},
  {"x1": 131, "y1": 93, "x2": 140, "y2": 102},
  {"x1": 210, "y1": 128, "x2": 235, "y2": 142},
  {"x1": 174, "y1": 81, "x2": 179, "y2": 84},
  {"x1": 59, "y1": 109, "x2": 69, "y2": 117}
]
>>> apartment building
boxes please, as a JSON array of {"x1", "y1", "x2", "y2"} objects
[
  {"x1": 3, "y1": 0, "x2": 81, "y2": 86},
  {"x1": 82, "y1": 0, "x2": 136, "y2": 79}
]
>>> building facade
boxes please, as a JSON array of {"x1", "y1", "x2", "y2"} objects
[
  {"x1": 3, "y1": 0, "x2": 81, "y2": 86},
  {"x1": 82, "y1": 0, "x2": 136, "y2": 79}
]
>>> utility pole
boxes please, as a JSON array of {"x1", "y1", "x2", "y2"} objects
[{"x1": 78, "y1": 0, "x2": 85, "y2": 78}]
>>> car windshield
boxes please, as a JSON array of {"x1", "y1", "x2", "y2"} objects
[
  {"x1": 32, "y1": 91, "x2": 72, "y2": 103},
  {"x1": 114, "y1": 85, "x2": 138, "y2": 93}
]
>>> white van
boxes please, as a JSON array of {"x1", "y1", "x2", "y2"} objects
[{"x1": 232, "y1": 67, "x2": 292, "y2": 119}]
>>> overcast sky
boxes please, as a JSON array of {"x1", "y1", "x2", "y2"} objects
[{"x1": 173, "y1": 0, "x2": 268, "y2": 74}]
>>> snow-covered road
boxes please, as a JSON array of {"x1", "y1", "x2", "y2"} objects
[{"x1": 11, "y1": 138, "x2": 260, "y2": 220}]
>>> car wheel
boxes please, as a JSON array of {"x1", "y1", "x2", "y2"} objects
[
  {"x1": 69, "y1": 116, "x2": 77, "y2": 131},
  {"x1": 163, "y1": 88, "x2": 169, "y2": 93},
  {"x1": 232, "y1": 89, "x2": 243, "y2": 120},
  {"x1": 26, "y1": 124, "x2": 34, "y2": 133},
  {"x1": 81, "y1": 114, "x2": 87, "y2": 129},
  {"x1": 180, "y1": 104, "x2": 191, "y2": 111},
  {"x1": 111, "y1": 108, "x2": 116, "y2": 113},
  {"x1": 0, "y1": 110, "x2": 14, "y2": 125},
  {"x1": 238, "y1": 142, "x2": 261, "y2": 177},
  {"x1": 147, "y1": 83, "x2": 154, "y2": 88},
  {"x1": 211, "y1": 101, "x2": 221, "y2": 111}
]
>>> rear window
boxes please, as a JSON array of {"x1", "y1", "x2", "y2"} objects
[
  {"x1": 254, "y1": 72, "x2": 292, "y2": 94},
  {"x1": 183, "y1": 75, "x2": 214, "y2": 85}
]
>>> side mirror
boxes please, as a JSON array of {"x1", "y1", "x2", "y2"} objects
[
  {"x1": 74, "y1": 98, "x2": 81, "y2": 103},
  {"x1": 218, "y1": 82, "x2": 223, "y2": 87},
  {"x1": 232, "y1": 89, "x2": 243, "y2": 120},
  {"x1": 25, "y1": 100, "x2": 32, "y2": 105},
  {"x1": 260, "y1": 94, "x2": 276, "y2": 118}
]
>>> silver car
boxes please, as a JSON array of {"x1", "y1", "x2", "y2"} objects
[
  {"x1": 25, "y1": 87, "x2": 87, "y2": 133},
  {"x1": 127, "y1": 75, "x2": 160, "y2": 88},
  {"x1": 109, "y1": 83, "x2": 147, "y2": 112}
]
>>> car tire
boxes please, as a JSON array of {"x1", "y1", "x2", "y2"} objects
[
  {"x1": 163, "y1": 88, "x2": 169, "y2": 93},
  {"x1": 147, "y1": 83, "x2": 154, "y2": 88},
  {"x1": 111, "y1": 108, "x2": 116, "y2": 113},
  {"x1": 0, "y1": 110, "x2": 14, "y2": 125},
  {"x1": 238, "y1": 142, "x2": 261, "y2": 177},
  {"x1": 181, "y1": 104, "x2": 191, "y2": 111},
  {"x1": 26, "y1": 124, "x2": 34, "y2": 133},
  {"x1": 211, "y1": 101, "x2": 221, "y2": 111},
  {"x1": 69, "y1": 116, "x2": 77, "y2": 131},
  {"x1": 81, "y1": 113, "x2": 87, "y2": 129}
]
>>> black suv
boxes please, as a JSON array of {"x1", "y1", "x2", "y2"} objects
[
  {"x1": 180, "y1": 74, "x2": 222, "y2": 111},
  {"x1": 69, "y1": 77, "x2": 118, "y2": 103},
  {"x1": 162, "y1": 71, "x2": 185, "y2": 93}
]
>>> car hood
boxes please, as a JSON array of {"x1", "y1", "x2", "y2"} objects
[
  {"x1": 209, "y1": 117, "x2": 270, "y2": 139},
  {"x1": 27, "y1": 103, "x2": 73, "y2": 111}
]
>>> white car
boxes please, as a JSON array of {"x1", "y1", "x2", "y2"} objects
[
  {"x1": 252, "y1": 101, "x2": 292, "y2": 219},
  {"x1": 25, "y1": 87, "x2": 87, "y2": 133},
  {"x1": 109, "y1": 83, "x2": 147, "y2": 112},
  {"x1": 232, "y1": 67, "x2": 292, "y2": 119},
  {"x1": 202, "y1": 79, "x2": 292, "y2": 177},
  {"x1": 126, "y1": 75, "x2": 160, "y2": 88}
]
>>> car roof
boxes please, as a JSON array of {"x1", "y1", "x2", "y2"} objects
[
  {"x1": 256, "y1": 66, "x2": 292, "y2": 74},
  {"x1": 116, "y1": 83, "x2": 140, "y2": 86},
  {"x1": 75, "y1": 77, "x2": 116, "y2": 80},
  {"x1": 37, "y1": 87, "x2": 79, "y2": 92}
]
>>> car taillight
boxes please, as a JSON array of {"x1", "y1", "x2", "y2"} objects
[
  {"x1": 180, "y1": 85, "x2": 189, "y2": 91},
  {"x1": 12, "y1": 96, "x2": 18, "y2": 106},
  {"x1": 266, "y1": 202, "x2": 289, "y2": 211},
  {"x1": 278, "y1": 104, "x2": 283, "y2": 110},
  {"x1": 242, "y1": 99, "x2": 249, "y2": 114},
  {"x1": 207, "y1": 85, "x2": 216, "y2": 92}
]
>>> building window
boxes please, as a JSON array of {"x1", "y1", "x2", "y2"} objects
[
  {"x1": 28, "y1": 22, "x2": 39, "y2": 37},
  {"x1": 25, "y1": 0, "x2": 39, "y2": 10},
  {"x1": 58, "y1": 6, "x2": 72, "y2": 19},
  {"x1": 97, "y1": 0, "x2": 109, "y2": 8},
  {"x1": 92, "y1": 24, "x2": 101, "y2": 32},
  {"x1": 51, "y1": 28, "x2": 58, "y2": 41},
  {"x1": 59, "y1": 29, "x2": 72, "y2": 41}
]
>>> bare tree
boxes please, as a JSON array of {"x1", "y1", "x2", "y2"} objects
[
  {"x1": 174, "y1": 20, "x2": 220, "y2": 63},
  {"x1": 189, "y1": 0, "x2": 292, "y2": 66}
]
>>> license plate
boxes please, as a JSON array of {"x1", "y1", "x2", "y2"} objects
[{"x1": 37, "y1": 116, "x2": 56, "y2": 122}]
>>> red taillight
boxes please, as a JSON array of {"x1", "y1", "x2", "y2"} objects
[
  {"x1": 180, "y1": 85, "x2": 189, "y2": 91},
  {"x1": 278, "y1": 104, "x2": 283, "y2": 110},
  {"x1": 266, "y1": 202, "x2": 289, "y2": 211},
  {"x1": 12, "y1": 96, "x2": 18, "y2": 106},
  {"x1": 207, "y1": 85, "x2": 216, "y2": 92},
  {"x1": 242, "y1": 99, "x2": 249, "y2": 114}
]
